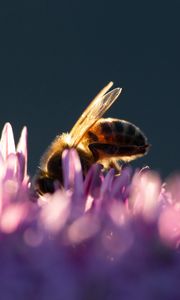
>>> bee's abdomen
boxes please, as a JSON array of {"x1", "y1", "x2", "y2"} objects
[
  {"x1": 85, "y1": 118, "x2": 148, "y2": 147},
  {"x1": 84, "y1": 118, "x2": 149, "y2": 161}
]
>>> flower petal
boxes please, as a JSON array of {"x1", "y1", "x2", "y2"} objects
[
  {"x1": 0, "y1": 203, "x2": 28, "y2": 233},
  {"x1": 4, "y1": 153, "x2": 18, "y2": 180},
  {"x1": 70, "y1": 149, "x2": 84, "y2": 200},
  {"x1": 17, "y1": 126, "x2": 28, "y2": 179},
  {"x1": 130, "y1": 171, "x2": 161, "y2": 221},
  {"x1": 40, "y1": 190, "x2": 71, "y2": 233},
  {"x1": 62, "y1": 149, "x2": 83, "y2": 194},
  {"x1": 84, "y1": 164, "x2": 103, "y2": 199},
  {"x1": 0, "y1": 123, "x2": 15, "y2": 160},
  {"x1": 100, "y1": 168, "x2": 115, "y2": 199},
  {"x1": 111, "y1": 167, "x2": 132, "y2": 201}
]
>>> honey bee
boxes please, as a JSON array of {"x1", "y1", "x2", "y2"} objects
[{"x1": 34, "y1": 82, "x2": 149, "y2": 195}]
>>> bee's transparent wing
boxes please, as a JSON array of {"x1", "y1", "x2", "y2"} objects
[{"x1": 70, "y1": 82, "x2": 122, "y2": 147}]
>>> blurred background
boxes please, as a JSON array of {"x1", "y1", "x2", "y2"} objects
[{"x1": 0, "y1": 0, "x2": 179, "y2": 178}]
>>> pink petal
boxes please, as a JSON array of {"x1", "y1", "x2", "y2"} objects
[
  {"x1": 62, "y1": 149, "x2": 73, "y2": 190},
  {"x1": 16, "y1": 152, "x2": 25, "y2": 182},
  {"x1": 62, "y1": 150, "x2": 85, "y2": 217},
  {"x1": 158, "y1": 206, "x2": 180, "y2": 247},
  {"x1": 0, "y1": 203, "x2": 28, "y2": 233},
  {"x1": 62, "y1": 149, "x2": 83, "y2": 196},
  {"x1": 100, "y1": 168, "x2": 115, "y2": 198},
  {"x1": 70, "y1": 149, "x2": 84, "y2": 201},
  {"x1": 130, "y1": 171, "x2": 161, "y2": 220},
  {"x1": 4, "y1": 153, "x2": 17, "y2": 180},
  {"x1": 0, "y1": 180, "x2": 3, "y2": 215},
  {"x1": 84, "y1": 164, "x2": 103, "y2": 198},
  {"x1": 111, "y1": 167, "x2": 132, "y2": 200},
  {"x1": 40, "y1": 190, "x2": 71, "y2": 233},
  {"x1": 92, "y1": 169, "x2": 115, "y2": 212},
  {"x1": 17, "y1": 126, "x2": 28, "y2": 178},
  {"x1": 0, "y1": 152, "x2": 5, "y2": 179},
  {"x1": 0, "y1": 123, "x2": 15, "y2": 160},
  {"x1": 66, "y1": 213, "x2": 99, "y2": 244}
]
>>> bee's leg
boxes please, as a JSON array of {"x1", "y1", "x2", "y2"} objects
[
  {"x1": 76, "y1": 148, "x2": 93, "y2": 176},
  {"x1": 88, "y1": 143, "x2": 99, "y2": 162},
  {"x1": 89, "y1": 143, "x2": 132, "y2": 175},
  {"x1": 108, "y1": 160, "x2": 122, "y2": 173},
  {"x1": 89, "y1": 143, "x2": 133, "y2": 162},
  {"x1": 89, "y1": 143, "x2": 122, "y2": 174}
]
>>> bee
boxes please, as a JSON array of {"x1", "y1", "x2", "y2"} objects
[{"x1": 34, "y1": 82, "x2": 149, "y2": 195}]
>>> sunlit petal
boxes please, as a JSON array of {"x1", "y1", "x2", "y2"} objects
[
  {"x1": 0, "y1": 123, "x2": 16, "y2": 160},
  {"x1": 67, "y1": 214, "x2": 99, "y2": 244},
  {"x1": 40, "y1": 190, "x2": 70, "y2": 233},
  {"x1": 17, "y1": 126, "x2": 28, "y2": 179},
  {"x1": 130, "y1": 171, "x2": 161, "y2": 221},
  {"x1": 0, "y1": 203, "x2": 27, "y2": 233}
]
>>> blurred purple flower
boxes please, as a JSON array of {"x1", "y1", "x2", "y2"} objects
[
  {"x1": 1, "y1": 123, "x2": 180, "y2": 299},
  {"x1": 0, "y1": 123, "x2": 31, "y2": 234}
]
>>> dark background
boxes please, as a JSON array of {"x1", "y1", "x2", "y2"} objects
[{"x1": 0, "y1": 0, "x2": 179, "y2": 178}]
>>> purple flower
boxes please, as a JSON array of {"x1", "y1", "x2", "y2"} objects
[
  {"x1": 0, "y1": 123, "x2": 31, "y2": 234},
  {"x1": 1, "y1": 123, "x2": 180, "y2": 299}
]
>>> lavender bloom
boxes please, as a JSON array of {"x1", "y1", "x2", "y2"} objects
[
  {"x1": 0, "y1": 124, "x2": 180, "y2": 299},
  {"x1": 0, "y1": 123, "x2": 30, "y2": 234}
]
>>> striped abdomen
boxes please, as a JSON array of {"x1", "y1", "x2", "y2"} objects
[{"x1": 82, "y1": 118, "x2": 149, "y2": 161}]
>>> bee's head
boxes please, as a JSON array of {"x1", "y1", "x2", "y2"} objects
[
  {"x1": 33, "y1": 153, "x2": 63, "y2": 196},
  {"x1": 33, "y1": 170, "x2": 58, "y2": 197}
]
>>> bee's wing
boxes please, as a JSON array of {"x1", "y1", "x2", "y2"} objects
[{"x1": 70, "y1": 82, "x2": 122, "y2": 147}]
